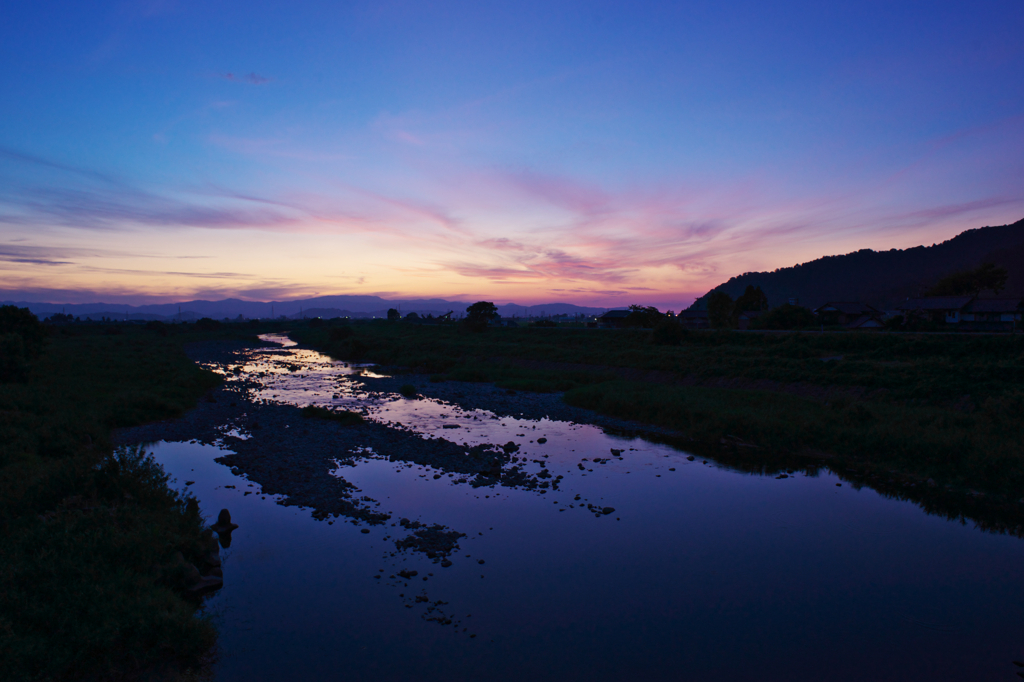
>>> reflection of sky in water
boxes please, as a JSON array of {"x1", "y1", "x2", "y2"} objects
[{"x1": 156, "y1": 334, "x2": 1024, "y2": 681}]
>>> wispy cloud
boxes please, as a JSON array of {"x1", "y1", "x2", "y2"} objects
[{"x1": 221, "y1": 72, "x2": 270, "y2": 85}]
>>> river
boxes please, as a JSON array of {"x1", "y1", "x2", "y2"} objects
[{"x1": 131, "y1": 334, "x2": 1024, "y2": 681}]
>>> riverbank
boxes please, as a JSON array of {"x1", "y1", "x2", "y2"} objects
[
  {"x1": 0, "y1": 325, "x2": 234, "y2": 682},
  {"x1": 290, "y1": 321, "x2": 1024, "y2": 505}
]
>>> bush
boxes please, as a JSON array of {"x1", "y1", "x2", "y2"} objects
[
  {"x1": 0, "y1": 333, "x2": 29, "y2": 382},
  {"x1": 652, "y1": 318, "x2": 686, "y2": 345},
  {"x1": 144, "y1": 320, "x2": 169, "y2": 336},
  {"x1": 399, "y1": 384, "x2": 417, "y2": 397},
  {"x1": 194, "y1": 318, "x2": 221, "y2": 331},
  {"x1": 0, "y1": 305, "x2": 45, "y2": 358},
  {"x1": 755, "y1": 304, "x2": 817, "y2": 330},
  {"x1": 329, "y1": 326, "x2": 353, "y2": 342}
]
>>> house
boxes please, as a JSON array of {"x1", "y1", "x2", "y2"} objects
[
  {"x1": 959, "y1": 298, "x2": 1023, "y2": 331},
  {"x1": 896, "y1": 296, "x2": 974, "y2": 324},
  {"x1": 678, "y1": 308, "x2": 709, "y2": 329},
  {"x1": 813, "y1": 302, "x2": 882, "y2": 327},
  {"x1": 598, "y1": 310, "x2": 632, "y2": 328},
  {"x1": 736, "y1": 311, "x2": 764, "y2": 330},
  {"x1": 846, "y1": 314, "x2": 884, "y2": 330}
]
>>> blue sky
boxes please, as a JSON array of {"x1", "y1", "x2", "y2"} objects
[{"x1": 1, "y1": 0, "x2": 1022, "y2": 306}]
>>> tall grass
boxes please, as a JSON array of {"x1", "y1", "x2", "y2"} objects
[{"x1": 0, "y1": 325, "x2": 229, "y2": 681}]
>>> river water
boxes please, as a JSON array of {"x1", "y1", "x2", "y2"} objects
[{"x1": 146, "y1": 335, "x2": 1024, "y2": 681}]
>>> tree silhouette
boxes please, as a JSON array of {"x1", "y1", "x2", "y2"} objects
[
  {"x1": 623, "y1": 305, "x2": 663, "y2": 328},
  {"x1": 733, "y1": 285, "x2": 769, "y2": 314},
  {"x1": 0, "y1": 305, "x2": 46, "y2": 358},
  {"x1": 464, "y1": 301, "x2": 499, "y2": 332},
  {"x1": 707, "y1": 291, "x2": 735, "y2": 329},
  {"x1": 926, "y1": 263, "x2": 1009, "y2": 296}
]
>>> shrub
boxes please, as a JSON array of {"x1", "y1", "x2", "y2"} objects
[
  {"x1": 755, "y1": 304, "x2": 817, "y2": 330},
  {"x1": 0, "y1": 333, "x2": 29, "y2": 382},
  {"x1": 329, "y1": 327, "x2": 353, "y2": 342},
  {"x1": 399, "y1": 384, "x2": 417, "y2": 397},
  {"x1": 0, "y1": 305, "x2": 45, "y2": 358},
  {"x1": 652, "y1": 318, "x2": 686, "y2": 345}
]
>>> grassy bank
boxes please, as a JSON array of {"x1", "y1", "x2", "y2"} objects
[
  {"x1": 292, "y1": 321, "x2": 1024, "y2": 496},
  {"x1": 0, "y1": 323, "x2": 230, "y2": 681}
]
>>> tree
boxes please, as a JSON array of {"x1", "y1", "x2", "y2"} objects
[
  {"x1": 734, "y1": 285, "x2": 769, "y2": 314},
  {"x1": 926, "y1": 262, "x2": 1009, "y2": 296},
  {"x1": 387, "y1": 308, "x2": 401, "y2": 321},
  {"x1": 707, "y1": 291, "x2": 735, "y2": 329},
  {"x1": 756, "y1": 304, "x2": 817, "y2": 330},
  {"x1": 623, "y1": 305, "x2": 663, "y2": 329},
  {"x1": 463, "y1": 301, "x2": 499, "y2": 332},
  {"x1": 466, "y1": 301, "x2": 499, "y2": 320},
  {"x1": 0, "y1": 305, "x2": 46, "y2": 358}
]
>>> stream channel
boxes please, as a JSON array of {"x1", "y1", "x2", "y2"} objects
[{"x1": 120, "y1": 334, "x2": 1024, "y2": 681}]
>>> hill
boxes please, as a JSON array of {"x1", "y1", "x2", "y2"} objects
[{"x1": 698, "y1": 218, "x2": 1024, "y2": 310}]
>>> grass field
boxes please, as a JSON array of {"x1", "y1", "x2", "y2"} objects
[
  {"x1": 292, "y1": 321, "x2": 1024, "y2": 498},
  {"x1": 0, "y1": 324, "x2": 233, "y2": 682}
]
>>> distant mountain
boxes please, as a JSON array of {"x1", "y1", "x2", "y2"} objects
[
  {"x1": 3, "y1": 295, "x2": 607, "y2": 321},
  {"x1": 696, "y1": 218, "x2": 1024, "y2": 310}
]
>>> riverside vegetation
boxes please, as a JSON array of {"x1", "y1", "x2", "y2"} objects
[
  {"x1": 0, "y1": 310, "x2": 238, "y2": 681},
  {"x1": 292, "y1": 319, "x2": 1024, "y2": 505}
]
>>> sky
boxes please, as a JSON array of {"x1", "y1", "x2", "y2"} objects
[{"x1": 1, "y1": 0, "x2": 1023, "y2": 309}]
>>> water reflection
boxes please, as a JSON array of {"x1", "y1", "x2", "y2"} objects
[{"x1": 138, "y1": 334, "x2": 1024, "y2": 681}]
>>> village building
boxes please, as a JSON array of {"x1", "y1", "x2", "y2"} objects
[
  {"x1": 813, "y1": 302, "x2": 882, "y2": 327},
  {"x1": 959, "y1": 298, "x2": 1023, "y2": 331},
  {"x1": 895, "y1": 296, "x2": 1023, "y2": 330},
  {"x1": 597, "y1": 309, "x2": 632, "y2": 328},
  {"x1": 896, "y1": 296, "x2": 974, "y2": 324},
  {"x1": 846, "y1": 314, "x2": 885, "y2": 330},
  {"x1": 677, "y1": 308, "x2": 709, "y2": 329},
  {"x1": 736, "y1": 311, "x2": 763, "y2": 330}
]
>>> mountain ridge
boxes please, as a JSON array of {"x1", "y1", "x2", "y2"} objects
[
  {"x1": 2, "y1": 296, "x2": 610, "y2": 321},
  {"x1": 697, "y1": 218, "x2": 1024, "y2": 310}
]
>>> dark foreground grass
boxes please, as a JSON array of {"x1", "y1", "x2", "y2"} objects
[
  {"x1": 292, "y1": 322, "x2": 1024, "y2": 497},
  {"x1": 0, "y1": 325, "x2": 229, "y2": 681}
]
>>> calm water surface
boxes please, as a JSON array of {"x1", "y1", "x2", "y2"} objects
[{"x1": 149, "y1": 334, "x2": 1024, "y2": 681}]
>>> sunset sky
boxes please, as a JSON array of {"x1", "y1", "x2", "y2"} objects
[{"x1": 2, "y1": 0, "x2": 1023, "y2": 308}]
